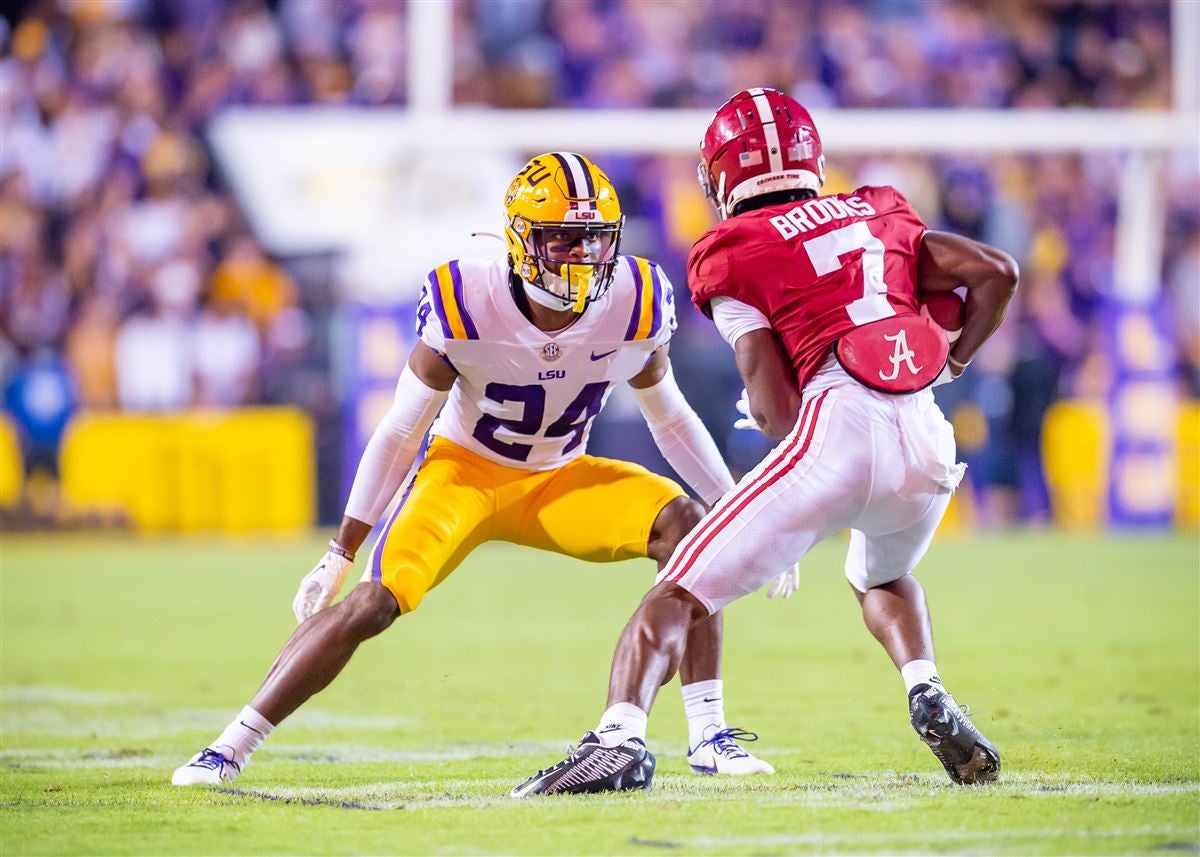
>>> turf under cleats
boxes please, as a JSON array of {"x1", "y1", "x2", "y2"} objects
[
  {"x1": 686, "y1": 727, "x2": 776, "y2": 775},
  {"x1": 510, "y1": 732, "x2": 655, "y2": 797},
  {"x1": 909, "y1": 684, "x2": 1000, "y2": 785},
  {"x1": 171, "y1": 747, "x2": 242, "y2": 786}
]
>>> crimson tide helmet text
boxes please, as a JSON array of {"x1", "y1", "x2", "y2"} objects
[{"x1": 698, "y1": 87, "x2": 826, "y2": 220}]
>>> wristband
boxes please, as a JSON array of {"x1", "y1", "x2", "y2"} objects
[{"x1": 328, "y1": 541, "x2": 355, "y2": 562}]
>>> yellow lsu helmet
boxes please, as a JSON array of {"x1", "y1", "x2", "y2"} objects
[{"x1": 504, "y1": 152, "x2": 624, "y2": 312}]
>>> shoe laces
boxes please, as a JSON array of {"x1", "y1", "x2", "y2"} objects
[
  {"x1": 940, "y1": 693, "x2": 973, "y2": 721},
  {"x1": 192, "y1": 748, "x2": 239, "y2": 773},
  {"x1": 918, "y1": 687, "x2": 973, "y2": 720},
  {"x1": 699, "y1": 727, "x2": 758, "y2": 759},
  {"x1": 529, "y1": 741, "x2": 585, "y2": 780}
]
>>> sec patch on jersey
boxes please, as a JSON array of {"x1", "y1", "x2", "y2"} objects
[{"x1": 919, "y1": 290, "x2": 965, "y2": 342}]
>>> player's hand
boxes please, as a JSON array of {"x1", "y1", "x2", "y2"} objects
[
  {"x1": 766, "y1": 562, "x2": 801, "y2": 599},
  {"x1": 932, "y1": 357, "x2": 968, "y2": 388},
  {"x1": 292, "y1": 542, "x2": 354, "y2": 623},
  {"x1": 733, "y1": 388, "x2": 764, "y2": 432}
]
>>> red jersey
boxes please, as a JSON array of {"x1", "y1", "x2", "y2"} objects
[{"x1": 688, "y1": 185, "x2": 928, "y2": 390}]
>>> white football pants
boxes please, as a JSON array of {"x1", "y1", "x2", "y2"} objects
[{"x1": 657, "y1": 376, "x2": 964, "y2": 613}]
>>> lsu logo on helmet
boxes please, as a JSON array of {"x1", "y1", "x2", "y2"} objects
[{"x1": 504, "y1": 153, "x2": 624, "y2": 312}]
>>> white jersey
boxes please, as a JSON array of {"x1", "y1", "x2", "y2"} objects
[{"x1": 416, "y1": 254, "x2": 677, "y2": 470}]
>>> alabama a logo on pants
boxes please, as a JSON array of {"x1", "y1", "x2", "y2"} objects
[{"x1": 879, "y1": 330, "x2": 922, "y2": 381}]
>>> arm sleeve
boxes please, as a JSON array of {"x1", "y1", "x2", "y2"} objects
[
  {"x1": 630, "y1": 364, "x2": 735, "y2": 506},
  {"x1": 710, "y1": 296, "x2": 771, "y2": 348},
  {"x1": 343, "y1": 364, "x2": 449, "y2": 525}
]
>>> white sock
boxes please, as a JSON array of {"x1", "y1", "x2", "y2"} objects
[
  {"x1": 681, "y1": 679, "x2": 726, "y2": 750},
  {"x1": 211, "y1": 705, "x2": 274, "y2": 766},
  {"x1": 594, "y1": 702, "x2": 648, "y2": 747},
  {"x1": 901, "y1": 659, "x2": 944, "y2": 695}
]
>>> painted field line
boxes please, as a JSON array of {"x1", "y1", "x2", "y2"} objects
[
  {"x1": 221, "y1": 777, "x2": 1200, "y2": 812},
  {"x1": 1, "y1": 748, "x2": 173, "y2": 770},
  {"x1": 1, "y1": 741, "x2": 565, "y2": 770},
  {"x1": 266, "y1": 740, "x2": 566, "y2": 763},
  {"x1": 689, "y1": 824, "x2": 1199, "y2": 850},
  {"x1": 1, "y1": 704, "x2": 416, "y2": 738},
  {"x1": 0, "y1": 686, "x2": 144, "y2": 705}
]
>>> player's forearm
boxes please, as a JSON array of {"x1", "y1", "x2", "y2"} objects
[
  {"x1": 949, "y1": 258, "x2": 1019, "y2": 368},
  {"x1": 917, "y1": 232, "x2": 1019, "y2": 370},
  {"x1": 734, "y1": 330, "x2": 801, "y2": 439},
  {"x1": 631, "y1": 369, "x2": 734, "y2": 506},
  {"x1": 342, "y1": 425, "x2": 421, "y2": 527},
  {"x1": 646, "y1": 411, "x2": 734, "y2": 506},
  {"x1": 342, "y1": 364, "x2": 448, "y2": 528},
  {"x1": 746, "y1": 385, "x2": 801, "y2": 440},
  {"x1": 332, "y1": 517, "x2": 374, "y2": 557}
]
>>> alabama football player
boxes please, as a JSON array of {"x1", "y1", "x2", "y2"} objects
[
  {"x1": 514, "y1": 89, "x2": 1018, "y2": 796},
  {"x1": 172, "y1": 152, "x2": 781, "y2": 787}
]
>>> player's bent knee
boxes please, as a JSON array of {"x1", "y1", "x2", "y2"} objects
[
  {"x1": 649, "y1": 496, "x2": 706, "y2": 563},
  {"x1": 340, "y1": 583, "x2": 402, "y2": 639},
  {"x1": 635, "y1": 583, "x2": 708, "y2": 644}
]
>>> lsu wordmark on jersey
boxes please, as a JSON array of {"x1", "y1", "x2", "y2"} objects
[{"x1": 416, "y1": 253, "x2": 677, "y2": 471}]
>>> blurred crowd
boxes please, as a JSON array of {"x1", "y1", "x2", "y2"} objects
[
  {"x1": 0, "y1": 0, "x2": 1195, "y2": 527},
  {"x1": 457, "y1": 0, "x2": 1173, "y2": 110}
]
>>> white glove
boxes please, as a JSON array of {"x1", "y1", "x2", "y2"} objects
[
  {"x1": 766, "y1": 563, "x2": 801, "y2": 599},
  {"x1": 733, "y1": 388, "x2": 763, "y2": 432},
  {"x1": 292, "y1": 542, "x2": 354, "y2": 623}
]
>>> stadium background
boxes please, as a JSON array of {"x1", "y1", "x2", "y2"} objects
[
  {"x1": 1, "y1": 2, "x2": 1198, "y2": 854},
  {"x1": 0, "y1": 0, "x2": 1196, "y2": 535}
]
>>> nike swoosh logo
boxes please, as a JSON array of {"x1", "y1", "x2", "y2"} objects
[
  {"x1": 689, "y1": 761, "x2": 718, "y2": 775},
  {"x1": 702, "y1": 697, "x2": 721, "y2": 703},
  {"x1": 598, "y1": 725, "x2": 624, "y2": 733},
  {"x1": 590, "y1": 349, "x2": 617, "y2": 361},
  {"x1": 240, "y1": 721, "x2": 267, "y2": 738}
]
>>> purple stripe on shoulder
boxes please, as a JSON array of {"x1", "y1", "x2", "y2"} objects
[
  {"x1": 448, "y1": 260, "x2": 479, "y2": 339},
  {"x1": 648, "y1": 263, "x2": 663, "y2": 338},
  {"x1": 624, "y1": 257, "x2": 645, "y2": 341},
  {"x1": 369, "y1": 472, "x2": 421, "y2": 583},
  {"x1": 427, "y1": 274, "x2": 454, "y2": 339}
]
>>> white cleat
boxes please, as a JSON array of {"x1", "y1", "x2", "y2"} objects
[
  {"x1": 687, "y1": 726, "x2": 776, "y2": 775},
  {"x1": 171, "y1": 747, "x2": 242, "y2": 786}
]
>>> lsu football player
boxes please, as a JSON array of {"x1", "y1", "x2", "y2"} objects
[{"x1": 173, "y1": 152, "x2": 786, "y2": 787}]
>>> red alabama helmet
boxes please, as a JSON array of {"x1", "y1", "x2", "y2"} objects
[{"x1": 698, "y1": 87, "x2": 825, "y2": 219}]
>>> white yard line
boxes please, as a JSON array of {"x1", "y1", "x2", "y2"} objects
[
  {"x1": 214, "y1": 778, "x2": 1199, "y2": 812},
  {"x1": 0, "y1": 686, "x2": 145, "y2": 705},
  {"x1": 1, "y1": 698, "x2": 416, "y2": 738},
  {"x1": 4, "y1": 736, "x2": 1199, "y2": 811},
  {"x1": 689, "y1": 825, "x2": 1199, "y2": 850}
]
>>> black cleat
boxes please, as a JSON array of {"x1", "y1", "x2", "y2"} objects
[
  {"x1": 510, "y1": 732, "x2": 656, "y2": 797},
  {"x1": 910, "y1": 684, "x2": 1000, "y2": 785}
]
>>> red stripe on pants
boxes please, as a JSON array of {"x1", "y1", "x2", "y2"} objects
[{"x1": 664, "y1": 389, "x2": 830, "y2": 584}]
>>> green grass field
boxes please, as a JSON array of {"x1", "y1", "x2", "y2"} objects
[{"x1": 2, "y1": 531, "x2": 1197, "y2": 855}]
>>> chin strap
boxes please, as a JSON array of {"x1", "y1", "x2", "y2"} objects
[{"x1": 523, "y1": 277, "x2": 578, "y2": 312}]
